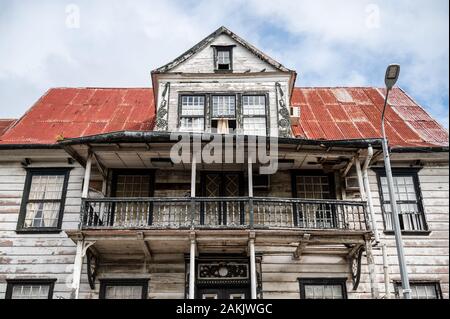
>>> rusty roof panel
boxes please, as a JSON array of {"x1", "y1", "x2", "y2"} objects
[
  {"x1": 0, "y1": 119, "x2": 17, "y2": 137},
  {"x1": 0, "y1": 88, "x2": 155, "y2": 145},
  {"x1": 292, "y1": 87, "x2": 448, "y2": 148},
  {"x1": 1, "y1": 86, "x2": 447, "y2": 149}
]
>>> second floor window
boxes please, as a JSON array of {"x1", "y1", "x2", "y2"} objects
[
  {"x1": 178, "y1": 93, "x2": 269, "y2": 135},
  {"x1": 180, "y1": 95, "x2": 205, "y2": 132},
  {"x1": 212, "y1": 95, "x2": 236, "y2": 134},
  {"x1": 242, "y1": 95, "x2": 267, "y2": 136},
  {"x1": 376, "y1": 169, "x2": 427, "y2": 232},
  {"x1": 17, "y1": 169, "x2": 71, "y2": 232}
]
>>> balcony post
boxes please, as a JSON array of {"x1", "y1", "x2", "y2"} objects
[
  {"x1": 365, "y1": 237, "x2": 380, "y2": 299},
  {"x1": 82, "y1": 152, "x2": 92, "y2": 199},
  {"x1": 249, "y1": 232, "x2": 257, "y2": 299},
  {"x1": 355, "y1": 157, "x2": 366, "y2": 200},
  {"x1": 248, "y1": 154, "x2": 254, "y2": 228},
  {"x1": 362, "y1": 146, "x2": 380, "y2": 242},
  {"x1": 190, "y1": 154, "x2": 197, "y2": 229},
  {"x1": 188, "y1": 232, "x2": 196, "y2": 299}
]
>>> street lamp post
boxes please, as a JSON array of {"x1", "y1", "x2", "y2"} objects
[{"x1": 381, "y1": 64, "x2": 411, "y2": 299}]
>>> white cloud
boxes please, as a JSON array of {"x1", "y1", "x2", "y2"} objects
[{"x1": 0, "y1": 0, "x2": 448, "y2": 128}]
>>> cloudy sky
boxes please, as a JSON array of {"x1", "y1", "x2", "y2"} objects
[{"x1": 0, "y1": 0, "x2": 448, "y2": 128}]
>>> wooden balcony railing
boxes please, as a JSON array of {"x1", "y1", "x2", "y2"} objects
[{"x1": 80, "y1": 197, "x2": 369, "y2": 232}]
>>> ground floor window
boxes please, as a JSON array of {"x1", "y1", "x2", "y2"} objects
[
  {"x1": 5, "y1": 279, "x2": 56, "y2": 299},
  {"x1": 395, "y1": 281, "x2": 442, "y2": 299},
  {"x1": 99, "y1": 279, "x2": 149, "y2": 299},
  {"x1": 298, "y1": 278, "x2": 347, "y2": 299}
]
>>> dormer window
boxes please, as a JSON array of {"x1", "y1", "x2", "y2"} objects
[{"x1": 213, "y1": 46, "x2": 234, "y2": 72}]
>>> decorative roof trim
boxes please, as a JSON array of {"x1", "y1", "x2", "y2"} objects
[{"x1": 152, "y1": 26, "x2": 293, "y2": 74}]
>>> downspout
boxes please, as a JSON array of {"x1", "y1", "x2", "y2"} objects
[
  {"x1": 362, "y1": 146, "x2": 380, "y2": 243},
  {"x1": 382, "y1": 243, "x2": 392, "y2": 299}
]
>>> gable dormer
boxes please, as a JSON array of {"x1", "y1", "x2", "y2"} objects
[{"x1": 152, "y1": 26, "x2": 297, "y2": 137}]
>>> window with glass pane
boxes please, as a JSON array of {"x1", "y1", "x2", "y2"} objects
[
  {"x1": 242, "y1": 95, "x2": 267, "y2": 136},
  {"x1": 395, "y1": 282, "x2": 442, "y2": 299},
  {"x1": 295, "y1": 174, "x2": 335, "y2": 228},
  {"x1": 378, "y1": 172, "x2": 426, "y2": 232},
  {"x1": 212, "y1": 96, "x2": 235, "y2": 118},
  {"x1": 100, "y1": 280, "x2": 148, "y2": 299},
  {"x1": 299, "y1": 279, "x2": 346, "y2": 299},
  {"x1": 217, "y1": 50, "x2": 230, "y2": 65},
  {"x1": 6, "y1": 280, "x2": 54, "y2": 299},
  {"x1": 215, "y1": 48, "x2": 232, "y2": 70},
  {"x1": 180, "y1": 96, "x2": 205, "y2": 132},
  {"x1": 18, "y1": 170, "x2": 69, "y2": 231},
  {"x1": 104, "y1": 286, "x2": 143, "y2": 299}
]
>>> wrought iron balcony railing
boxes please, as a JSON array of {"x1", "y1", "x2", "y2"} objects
[{"x1": 80, "y1": 197, "x2": 369, "y2": 232}]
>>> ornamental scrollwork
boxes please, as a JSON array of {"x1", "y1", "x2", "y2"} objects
[
  {"x1": 198, "y1": 263, "x2": 249, "y2": 280},
  {"x1": 276, "y1": 82, "x2": 292, "y2": 138},
  {"x1": 155, "y1": 82, "x2": 170, "y2": 131}
]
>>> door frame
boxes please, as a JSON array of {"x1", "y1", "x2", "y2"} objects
[
  {"x1": 200, "y1": 171, "x2": 245, "y2": 225},
  {"x1": 110, "y1": 169, "x2": 156, "y2": 226},
  {"x1": 184, "y1": 254, "x2": 256, "y2": 299},
  {"x1": 290, "y1": 170, "x2": 337, "y2": 228}
]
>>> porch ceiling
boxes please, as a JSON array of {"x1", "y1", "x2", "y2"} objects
[{"x1": 65, "y1": 142, "x2": 361, "y2": 171}]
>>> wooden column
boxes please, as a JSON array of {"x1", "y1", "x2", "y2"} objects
[
  {"x1": 248, "y1": 154, "x2": 254, "y2": 228},
  {"x1": 355, "y1": 158, "x2": 366, "y2": 199},
  {"x1": 249, "y1": 232, "x2": 257, "y2": 299},
  {"x1": 190, "y1": 154, "x2": 197, "y2": 229},
  {"x1": 365, "y1": 238, "x2": 380, "y2": 299},
  {"x1": 71, "y1": 240, "x2": 84, "y2": 299},
  {"x1": 71, "y1": 240, "x2": 95, "y2": 299},
  {"x1": 82, "y1": 153, "x2": 92, "y2": 198},
  {"x1": 189, "y1": 232, "x2": 196, "y2": 299}
]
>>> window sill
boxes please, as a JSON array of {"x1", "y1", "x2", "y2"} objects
[
  {"x1": 16, "y1": 229, "x2": 63, "y2": 235},
  {"x1": 383, "y1": 230, "x2": 431, "y2": 236},
  {"x1": 214, "y1": 69, "x2": 233, "y2": 74}
]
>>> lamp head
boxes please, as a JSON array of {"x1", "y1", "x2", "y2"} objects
[{"x1": 385, "y1": 64, "x2": 401, "y2": 90}]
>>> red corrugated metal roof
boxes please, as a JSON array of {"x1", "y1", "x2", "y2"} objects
[
  {"x1": 0, "y1": 88, "x2": 155, "y2": 145},
  {"x1": 0, "y1": 86, "x2": 447, "y2": 148},
  {"x1": 291, "y1": 87, "x2": 449, "y2": 148},
  {"x1": 0, "y1": 119, "x2": 17, "y2": 137}
]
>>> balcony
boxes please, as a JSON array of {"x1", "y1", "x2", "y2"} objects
[{"x1": 80, "y1": 197, "x2": 369, "y2": 232}]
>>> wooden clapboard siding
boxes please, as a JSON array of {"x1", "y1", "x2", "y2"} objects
[
  {"x1": 0, "y1": 153, "x2": 448, "y2": 299},
  {"x1": 367, "y1": 164, "x2": 449, "y2": 299},
  {"x1": 170, "y1": 34, "x2": 277, "y2": 74},
  {"x1": 0, "y1": 161, "x2": 82, "y2": 299}
]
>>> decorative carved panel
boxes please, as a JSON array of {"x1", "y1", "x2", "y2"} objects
[
  {"x1": 275, "y1": 82, "x2": 292, "y2": 138},
  {"x1": 198, "y1": 262, "x2": 249, "y2": 280},
  {"x1": 155, "y1": 82, "x2": 170, "y2": 131}
]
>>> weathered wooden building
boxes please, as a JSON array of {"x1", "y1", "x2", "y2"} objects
[{"x1": 0, "y1": 27, "x2": 448, "y2": 299}]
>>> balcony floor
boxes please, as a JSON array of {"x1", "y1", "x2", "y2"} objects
[{"x1": 66, "y1": 228, "x2": 371, "y2": 262}]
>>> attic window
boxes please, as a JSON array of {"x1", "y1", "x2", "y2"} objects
[{"x1": 213, "y1": 46, "x2": 234, "y2": 71}]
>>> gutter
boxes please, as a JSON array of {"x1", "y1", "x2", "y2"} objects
[
  {"x1": 0, "y1": 143, "x2": 61, "y2": 150},
  {"x1": 391, "y1": 146, "x2": 449, "y2": 153},
  {"x1": 57, "y1": 130, "x2": 384, "y2": 149}
]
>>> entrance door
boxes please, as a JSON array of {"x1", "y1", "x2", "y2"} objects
[
  {"x1": 201, "y1": 172, "x2": 244, "y2": 226},
  {"x1": 198, "y1": 287, "x2": 249, "y2": 299}
]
